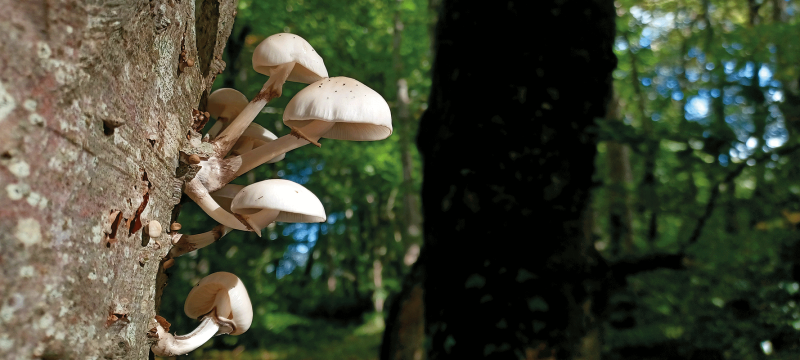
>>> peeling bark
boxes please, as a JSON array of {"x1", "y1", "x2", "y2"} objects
[{"x1": 0, "y1": 0, "x2": 237, "y2": 358}]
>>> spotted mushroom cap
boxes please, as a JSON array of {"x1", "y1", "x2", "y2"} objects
[
  {"x1": 252, "y1": 33, "x2": 328, "y2": 84},
  {"x1": 283, "y1": 77, "x2": 393, "y2": 141}
]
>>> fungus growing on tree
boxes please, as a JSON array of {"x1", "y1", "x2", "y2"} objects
[
  {"x1": 183, "y1": 33, "x2": 327, "y2": 230},
  {"x1": 177, "y1": 35, "x2": 391, "y2": 259},
  {"x1": 170, "y1": 179, "x2": 325, "y2": 257},
  {"x1": 206, "y1": 88, "x2": 249, "y2": 138},
  {"x1": 212, "y1": 33, "x2": 328, "y2": 159},
  {"x1": 227, "y1": 76, "x2": 393, "y2": 177},
  {"x1": 230, "y1": 123, "x2": 286, "y2": 165},
  {"x1": 230, "y1": 178, "x2": 326, "y2": 235},
  {"x1": 151, "y1": 272, "x2": 252, "y2": 357}
]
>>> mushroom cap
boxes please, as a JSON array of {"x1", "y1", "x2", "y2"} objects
[
  {"x1": 210, "y1": 184, "x2": 245, "y2": 213},
  {"x1": 207, "y1": 88, "x2": 249, "y2": 120},
  {"x1": 283, "y1": 77, "x2": 393, "y2": 141},
  {"x1": 252, "y1": 33, "x2": 328, "y2": 84},
  {"x1": 184, "y1": 272, "x2": 253, "y2": 335},
  {"x1": 230, "y1": 179, "x2": 326, "y2": 223},
  {"x1": 241, "y1": 123, "x2": 278, "y2": 142}
]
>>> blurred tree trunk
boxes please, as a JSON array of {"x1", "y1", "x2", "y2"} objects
[
  {"x1": 415, "y1": 0, "x2": 616, "y2": 359},
  {"x1": 380, "y1": 4, "x2": 426, "y2": 358},
  {"x1": 606, "y1": 96, "x2": 635, "y2": 256},
  {"x1": 624, "y1": 35, "x2": 660, "y2": 245},
  {"x1": 0, "y1": 0, "x2": 236, "y2": 358},
  {"x1": 391, "y1": 0, "x2": 423, "y2": 245}
]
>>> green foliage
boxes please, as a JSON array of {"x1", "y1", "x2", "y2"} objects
[{"x1": 596, "y1": 0, "x2": 800, "y2": 358}]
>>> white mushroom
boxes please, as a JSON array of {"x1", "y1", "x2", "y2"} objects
[
  {"x1": 206, "y1": 88, "x2": 249, "y2": 138},
  {"x1": 230, "y1": 179, "x2": 327, "y2": 236},
  {"x1": 151, "y1": 272, "x2": 252, "y2": 357},
  {"x1": 212, "y1": 33, "x2": 328, "y2": 159},
  {"x1": 184, "y1": 34, "x2": 326, "y2": 231},
  {"x1": 230, "y1": 123, "x2": 286, "y2": 164},
  {"x1": 225, "y1": 76, "x2": 393, "y2": 178}
]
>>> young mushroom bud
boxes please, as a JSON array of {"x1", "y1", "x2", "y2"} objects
[
  {"x1": 148, "y1": 220, "x2": 162, "y2": 238},
  {"x1": 151, "y1": 272, "x2": 252, "y2": 357}
]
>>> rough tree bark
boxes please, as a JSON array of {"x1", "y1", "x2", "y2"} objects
[
  {"x1": 415, "y1": 0, "x2": 616, "y2": 359},
  {"x1": 0, "y1": 0, "x2": 237, "y2": 358}
]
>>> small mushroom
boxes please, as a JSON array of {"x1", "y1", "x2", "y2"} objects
[
  {"x1": 228, "y1": 76, "x2": 392, "y2": 177},
  {"x1": 170, "y1": 180, "x2": 324, "y2": 257},
  {"x1": 212, "y1": 33, "x2": 328, "y2": 159},
  {"x1": 230, "y1": 179, "x2": 326, "y2": 237},
  {"x1": 230, "y1": 123, "x2": 286, "y2": 164},
  {"x1": 151, "y1": 272, "x2": 252, "y2": 357},
  {"x1": 206, "y1": 88, "x2": 249, "y2": 138},
  {"x1": 148, "y1": 221, "x2": 162, "y2": 238}
]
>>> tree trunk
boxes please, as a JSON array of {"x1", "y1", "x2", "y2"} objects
[
  {"x1": 0, "y1": 0, "x2": 237, "y2": 358},
  {"x1": 416, "y1": 0, "x2": 616, "y2": 359},
  {"x1": 605, "y1": 96, "x2": 635, "y2": 256}
]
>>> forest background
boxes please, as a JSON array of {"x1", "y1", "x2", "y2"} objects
[{"x1": 160, "y1": 0, "x2": 800, "y2": 359}]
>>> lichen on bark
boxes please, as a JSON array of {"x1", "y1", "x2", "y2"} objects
[{"x1": 0, "y1": 0, "x2": 238, "y2": 358}]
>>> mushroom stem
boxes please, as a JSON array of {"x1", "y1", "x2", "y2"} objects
[
  {"x1": 169, "y1": 224, "x2": 232, "y2": 258},
  {"x1": 184, "y1": 178, "x2": 253, "y2": 232},
  {"x1": 151, "y1": 315, "x2": 220, "y2": 357},
  {"x1": 213, "y1": 62, "x2": 295, "y2": 158},
  {"x1": 238, "y1": 208, "x2": 281, "y2": 237},
  {"x1": 224, "y1": 120, "x2": 335, "y2": 179},
  {"x1": 231, "y1": 137, "x2": 255, "y2": 155},
  {"x1": 207, "y1": 119, "x2": 228, "y2": 139}
]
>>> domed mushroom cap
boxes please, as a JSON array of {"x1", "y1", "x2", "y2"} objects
[
  {"x1": 231, "y1": 179, "x2": 326, "y2": 223},
  {"x1": 242, "y1": 123, "x2": 278, "y2": 142},
  {"x1": 253, "y1": 33, "x2": 328, "y2": 84},
  {"x1": 184, "y1": 272, "x2": 253, "y2": 335},
  {"x1": 207, "y1": 88, "x2": 249, "y2": 120},
  {"x1": 283, "y1": 77, "x2": 393, "y2": 141}
]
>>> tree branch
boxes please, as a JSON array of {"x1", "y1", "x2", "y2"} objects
[
  {"x1": 610, "y1": 253, "x2": 685, "y2": 279},
  {"x1": 685, "y1": 143, "x2": 800, "y2": 247}
]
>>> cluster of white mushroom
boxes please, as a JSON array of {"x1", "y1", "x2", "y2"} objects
[{"x1": 150, "y1": 33, "x2": 392, "y2": 356}]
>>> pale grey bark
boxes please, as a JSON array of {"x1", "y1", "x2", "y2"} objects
[{"x1": 0, "y1": 0, "x2": 237, "y2": 358}]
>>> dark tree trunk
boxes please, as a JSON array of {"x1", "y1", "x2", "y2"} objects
[{"x1": 415, "y1": 0, "x2": 616, "y2": 359}]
